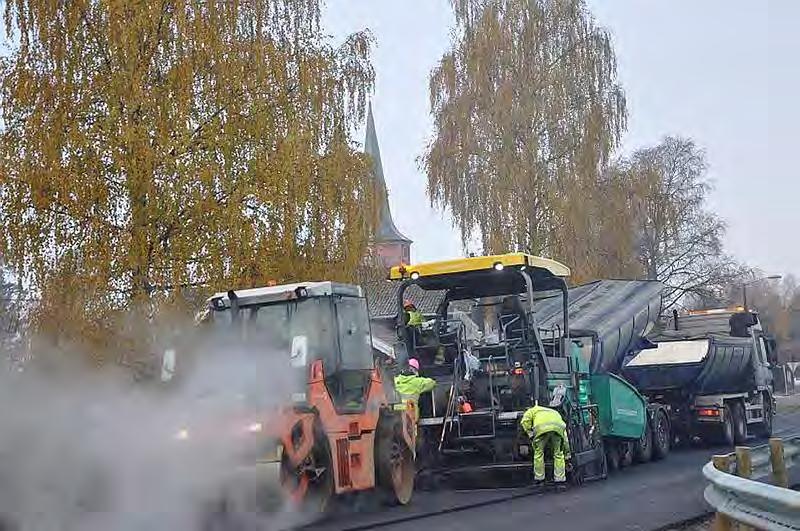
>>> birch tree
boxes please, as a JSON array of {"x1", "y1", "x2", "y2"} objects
[
  {"x1": 622, "y1": 137, "x2": 743, "y2": 307},
  {"x1": 423, "y1": 0, "x2": 627, "y2": 280},
  {"x1": 0, "y1": 0, "x2": 378, "y2": 350}
]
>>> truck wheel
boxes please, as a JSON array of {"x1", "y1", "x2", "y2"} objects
[
  {"x1": 755, "y1": 393, "x2": 774, "y2": 438},
  {"x1": 652, "y1": 410, "x2": 672, "y2": 461},
  {"x1": 652, "y1": 410, "x2": 670, "y2": 460},
  {"x1": 619, "y1": 441, "x2": 634, "y2": 468},
  {"x1": 731, "y1": 401, "x2": 748, "y2": 444},
  {"x1": 634, "y1": 418, "x2": 653, "y2": 463},
  {"x1": 605, "y1": 443, "x2": 620, "y2": 473},
  {"x1": 377, "y1": 419, "x2": 415, "y2": 506},
  {"x1": 717, "y1": 404, "x2": 735, "y2": 446}
]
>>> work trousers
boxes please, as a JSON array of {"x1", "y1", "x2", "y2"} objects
[{"x1": 533, "y1": 431, "x2": 566, "y2": 482}]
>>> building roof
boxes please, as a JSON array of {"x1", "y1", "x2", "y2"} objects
[
  {"x1": 363, "y1": 280, "x2": 445, "y2": 319},
  {"x1": 365, "y1": 104, "x2": 411, "y2": 244}
]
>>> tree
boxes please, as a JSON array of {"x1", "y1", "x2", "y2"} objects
[
  {"x1": 0, "y1": 0, "x2": 377, "y2": 352},
  {"x1": 619, "y1": 137, "x2": 743, "y2": 307},
  {"x1": 423, "y1": 0, "x2": 627, "y2": 280},
  {"x1": 0, "y1": 259, "x2": 25, "y2": 357}
]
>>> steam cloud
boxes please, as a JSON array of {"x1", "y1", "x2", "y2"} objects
[{"x1": 0, "y1": 327, "x2": 304, "y2": 531}]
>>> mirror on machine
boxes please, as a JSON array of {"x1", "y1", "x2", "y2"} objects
[
  {"x1": 160, "y1": 348, "x2": 176, "y2": 382},
  {"x1": 291, "y1": 335, "x2": 308, "y2": 367}
]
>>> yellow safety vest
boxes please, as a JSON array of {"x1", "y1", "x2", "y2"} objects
[
  {"x1": 394, "y1": 374, "x2": 436, "y2": 412},
  {"x1": 521, "y1": 405, "x2": 568, "y2": 443},
  {"x1": 407, "y1": 310, "x2": 424, "y2": 327}
]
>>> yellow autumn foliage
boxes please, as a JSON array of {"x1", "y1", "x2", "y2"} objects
[
  {"x1": 0, "y1": 0, "x2": 378, "y2": 356},
  {"x1": 424, "y1": 0, "x2": 630, "y2": 282}
]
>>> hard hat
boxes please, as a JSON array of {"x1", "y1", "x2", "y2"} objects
[
  {"x1": 408, "y1": 358, "x2": 420, "y2": 371},
  {"x1": 403, "y1": 300, "x2": 415, "y2": 309}
]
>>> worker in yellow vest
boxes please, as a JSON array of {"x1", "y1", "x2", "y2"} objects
[
  {"x1": 520, "y1": 404, "x2": 571, "y2": 485},
  {"x1": 394, "y1": 358, "x2": 436, "y2": 422}
]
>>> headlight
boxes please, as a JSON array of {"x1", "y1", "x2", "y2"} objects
[
  {"x1": 259, "y1": 441, "x2": 283, "y2": 464},
  {"x1": 247, "y1": 422, "x2": 263, "y2": 434},
  {"x1": 175, "y1": 428, "x2": 190, "y2": 441}
]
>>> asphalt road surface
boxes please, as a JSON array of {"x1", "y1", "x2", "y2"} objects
[{"x1": 309, "y1": 395, "x2": 800, "y2": 531}]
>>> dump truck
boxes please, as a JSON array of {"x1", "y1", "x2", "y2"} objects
[
  {"x1": 198, "y1": 282, "x2": 417, "y2": 512},
  {"x1": 622, "y1": 308, "x2": 776, "y2": 446},
  {"x1": 388, "y1": 253, "x2": 661, "y2": 485},
  {"x1": 531, "y1": 279, "x2": 672, "y2": 468}
]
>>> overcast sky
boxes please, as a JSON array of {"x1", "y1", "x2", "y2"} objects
[{"x1": 324, "y1": 1, "x2": 799, "y2": 277}]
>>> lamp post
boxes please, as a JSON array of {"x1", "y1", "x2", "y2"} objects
[{"x1": 742, "y1": 275, "x2": 782, "y2": 311}]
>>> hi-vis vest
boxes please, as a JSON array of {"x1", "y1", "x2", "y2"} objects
[
  {"x1": 407, "y1": 310, "x2": 424, "y2": 327},
  {"x1": 394, "y1": 374, "x2": 436, "y2": 411},
  {"x1": 521, "y1": 405, "x2": 567, "y2": 439}
]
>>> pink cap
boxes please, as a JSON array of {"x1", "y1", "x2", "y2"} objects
[{"x1": 408, "y1": 358, "x2": 420, "y2": 371}]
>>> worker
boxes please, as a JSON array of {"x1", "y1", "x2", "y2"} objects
[
  {"x1": 520, "y1": 404, "x2": 571, "y2": 485},
  {"x1": 394, "y1": 358, "x2": 436, "y2": 418},
  {"x1": 403, "y1": 300, "x2": 424, "y2": 327},
  {"x1": 402, "y1": 300, "x2": 426, "y2": 354}
]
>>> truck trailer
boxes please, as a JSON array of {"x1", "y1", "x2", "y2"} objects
[
  {"x1": 622, "y1": 308, "x2": 776, "y2": 446},
  {"x1": 530, "y1": 279, "x2": 672, "y2": 469}
]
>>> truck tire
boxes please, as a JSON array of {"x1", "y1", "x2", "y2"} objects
[
  {"x1": 605, "y1": 443, "x2": 620, "y2": 473},
  {"x1": 755, "y1": 393, "x2": 774, "y2": 438},
  {"x1": 731, "y1": 401, "x2": 748, "y2": 444},
  {"x1": 652, "y1": 410, "x2": 670, "y2": 460},
  {"x1": 634, "y1": 417, "x2": 653, "y2": 463},
  {"x1": 716, "y1": 404, "x2": 735, "y2": 446},
  {"x1": 619, "y1": 441, "x2": 634, "y2": 468}
]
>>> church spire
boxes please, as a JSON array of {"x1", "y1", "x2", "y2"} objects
[{"x1": 365, "y1": 103, "x2": 411, "y2": 244}]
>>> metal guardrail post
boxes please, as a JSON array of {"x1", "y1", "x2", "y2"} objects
[
  {"x1": 771, "y1": 437, "x2": 789, "y2": 488},
  {"x1": 712, "y1": 455, "x2": 733, "y2": 531},
  {"x1": 734, "y1": 447, "x2": 754, "y2": 531},
  {"x1": 705, "y1": 437, "x2": 800, "y2": 531}
]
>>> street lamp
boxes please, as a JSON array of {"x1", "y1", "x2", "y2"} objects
[{"x1": 742, "y1": 275, "x2": 782, "y2": 311}]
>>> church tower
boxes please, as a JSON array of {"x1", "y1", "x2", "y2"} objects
[{"x1": 364, "y1": 104, "x2": 412, "y2": 268}]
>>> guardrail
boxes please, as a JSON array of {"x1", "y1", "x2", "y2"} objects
[{"x1": 703, "y1": 436, "x2": 800, "y2": 530}]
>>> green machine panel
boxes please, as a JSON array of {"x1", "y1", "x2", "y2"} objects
[{"x1": 591, "y1": 373, "x2": 646, "y2": 440}]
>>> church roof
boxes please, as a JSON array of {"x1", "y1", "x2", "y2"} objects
[{"x1": 365, "y1": 104, "x2": 412, "y2": 244}]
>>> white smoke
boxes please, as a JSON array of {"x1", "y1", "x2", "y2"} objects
[{"x1": 0, "y1": 326, "x2": 306, "y2": 531}]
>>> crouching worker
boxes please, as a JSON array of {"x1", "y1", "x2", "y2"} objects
[{"x1": 520, "y1": 404, "x2": 571, "y2": 485}]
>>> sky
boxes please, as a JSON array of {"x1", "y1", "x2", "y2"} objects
[{"x1": 323, "y1": 1, "x2": 799, "y2": 277}]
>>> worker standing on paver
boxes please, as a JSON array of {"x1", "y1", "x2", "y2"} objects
[
  {"x1": 403, "y1": 300, "x2": 424, "y2": 327},
  {"x1": 394, "y1": 358, "x2": 436, "y2": 422},
  {"x1": 520, "y1": 404, "x2": 571, "y2": 486}
]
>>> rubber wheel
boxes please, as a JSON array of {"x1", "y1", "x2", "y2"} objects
[
  {"x1": 634, "y1": 417, "x2": 653, "y2": 463},
  {"x1": 755, "y1": 394, "x2": 774, "y2": 438},
  {"x1": 279, "y1": 438, "x2": 333, "y2": 514},
  {"x1": 377, "y1": 420, "x2": 415, "y2": 506},
  {"x1": 605, "y1": 443, "x2": 620, "y2": 473},
  {"x1": 731, "y1": 401, "x2": 748, "y2": 444},
  {"x1": 652, "y1": 410, "x2": 670, "y2": 460},
  {"x1": 716, "y1": 404, "x2": 735, "y2": 446},
  {"x1": 618, "y1": 441, "x2": 634, "y2": 468}
]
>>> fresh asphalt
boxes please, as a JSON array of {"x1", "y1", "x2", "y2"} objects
[{"x1": 309, "y1": 395, "x2": 800, "y2": 531}]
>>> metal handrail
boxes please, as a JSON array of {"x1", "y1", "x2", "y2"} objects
[{"x1": 703, "y1": 437, "x2": 800, "y2": 531}]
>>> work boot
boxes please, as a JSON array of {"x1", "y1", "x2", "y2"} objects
[{"x1": 554, "y1": 482, "x2": 568, "y2": 492}]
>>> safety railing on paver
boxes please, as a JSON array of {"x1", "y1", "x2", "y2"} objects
[{"x1": 703, "y1": 436, "x2": 800, "y2": 531}]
